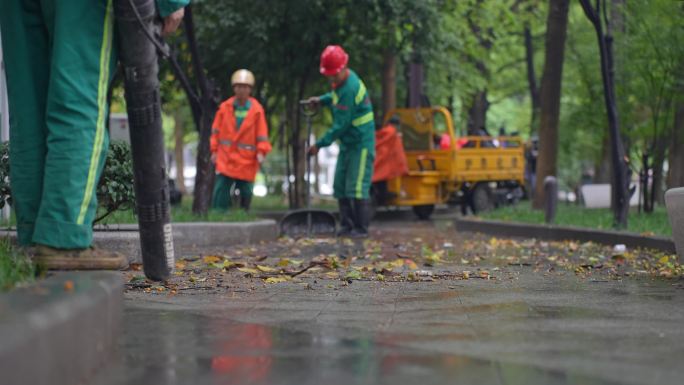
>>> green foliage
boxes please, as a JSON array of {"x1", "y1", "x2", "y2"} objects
[
  {"x1": 0, "y1": 237, "x2": 36, "y2": 291},
  {"x1": 95, "y1": 141, "x2": 136, "y2": 223},
  {"x1": 0, "y1": 142, "x2": 11, "y2": 210},
  {"x1": 425, "y1": 0, "x2": 544, "y2": 133}
]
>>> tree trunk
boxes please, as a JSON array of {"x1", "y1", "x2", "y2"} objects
[
  {"x1": 407, "y1": 52, "x2": 424, "y2": 108},
  {"x1": 287, "y1": 88, "x2": 307, "y2": 209},
  {"x1": 594, "y1": 132, "x2": 612, "y2": 184},
  {"x1": 533, "y1": 0, "x2": 570, "y2": 210},
  {"x1": 669, "y1": 100, "x2": 684, "y2": 188},
  {"x1": 285, "y1": 93, "x2": 299, "y2": 208},
  {"x1": 173, "y1": 112, "x2": 187, "y2": 195},
  {"x1": 579, "y1": 0, "x2": 630, "y2": 228},
  {"x1": 381, "y1": 48, "x2": 397, "y2": 119},
  {"x1": 184, "y1": 6, "x2": 217, "y2": 215},
  {"x1": 524, "y1": 25, "x2": 540, "y2": 133},
  {"x1": 651, "y1": 134, "x2": 668, "y2": 208},
  {"x1": 467, "y1": 90, "x2": 489, "y2": 134}
]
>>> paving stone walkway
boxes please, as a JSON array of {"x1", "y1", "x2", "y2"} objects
[{"x1": 94, "y1": 219, "x2": 684, "y2": 385}]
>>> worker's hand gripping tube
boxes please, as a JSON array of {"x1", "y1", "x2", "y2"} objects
[{"x1": 114, "y1": 0, "x2": 174, "y2": 281}]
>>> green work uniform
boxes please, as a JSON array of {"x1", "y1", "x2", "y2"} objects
[
  {"x1": 317, "y1": 69, "x2": 375, "y2": 199},
  {"x1": 211, "y1": 99, "x2": 253, "y2": 210},
  {"x1": 234, "y1": 99, "x2": 251, "y2": 131},
  {"x1": 211, "y1": 174, "x2": 253, "y2": 210},
  {"x1": 0, "y1": 0, "x2": 188, "y2": 248}
]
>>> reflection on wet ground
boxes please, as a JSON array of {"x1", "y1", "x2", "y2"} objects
[{"x1": 95, "y1": 306, "x2": 620, "y2": 385}]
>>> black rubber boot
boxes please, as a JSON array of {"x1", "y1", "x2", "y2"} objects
[
  {"x1": 350, "y1": 199, "x2": 370, "y2": 238},
  {"x1": 240, "y1": 194, "x2": 252, "y2": 211},
  {"x1": 337, "y1": 198, "x2": 354, "y2": 236}
]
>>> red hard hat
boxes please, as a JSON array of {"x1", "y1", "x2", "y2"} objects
[{"x1": 320, "y1": 45, "x2": 349, "y2": 76}]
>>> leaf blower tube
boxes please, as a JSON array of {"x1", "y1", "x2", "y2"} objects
[{"x1": 114, "y1": 0, "x2": 174, "y2": 281}]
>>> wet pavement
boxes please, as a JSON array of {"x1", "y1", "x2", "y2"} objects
[{"x1": 93, "y1": 219, "x2": 684, "y2": 385}]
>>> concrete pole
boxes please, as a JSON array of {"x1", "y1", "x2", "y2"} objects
[
  {"x1": 665, "y1": 188, "x2": 684, "y2": 260},
  {"x1": 544, "y1": 176, "x2": 558, "y2": 224}
]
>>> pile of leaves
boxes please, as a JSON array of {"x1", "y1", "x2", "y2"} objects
[
  {"x1": 125, "y1": 229, "x2": 682, "y2": 295},
  {"x1": 481, "y1": 237, "x2": 683, "y2": 279}
]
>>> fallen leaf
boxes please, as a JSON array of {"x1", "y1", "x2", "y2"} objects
[
  {"x1": 389, "y1": 259, "x2": 405, "y2": 269},
  {"x1": 462, "y1": 271, "x2": 470, "y2": 280},
  {"x1": 63, "y1": 280, "x2": 74, "y2": 292},
  {"x1": 277, "y1": 259, "x2": 289, "y2": 267},
  {"x1": 264, "y1": 275, "x2": 292, "y2": 284},
  {"x1": 222, "y1": 260, "x2": 241, "y2": 270},
  {"x1": 257, "y1": 265, "x2": 277, "y2": 273},
  {"x1": 404, "y1": 259, "x2": 419, "y2": 270},
  {"x1": 203, "y1": 256, "x2": 222, "y2": 264},
  {"x1": 345, "y1": 270, "x2": 362, "y2": 280},
  {"x1": 325, "y1": 271, "x2": 340, "y2": 279},
  {"x1": 425, "y1": 253, "x2": 442, "y2": 266}
]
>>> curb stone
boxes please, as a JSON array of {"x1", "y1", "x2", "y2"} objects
[
  {"x1": 0, "y1": 272, "x2": 123, "y2": 385},
  {"x1": 5, "y1": 220, "x2": 278, "y2": 263},
  {"x1": 94, "y1": 220, "x2": 278, "y2": 263},
  {"x1": 454, "y1": 218, "x2": 676, "y2": 253}
]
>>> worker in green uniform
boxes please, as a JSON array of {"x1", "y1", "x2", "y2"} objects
[
  {"x1": 0, "y1": 0, "x2": 188, "y2": 269},
  {"x1": 306, "y1": 45, "x2": 375, "y2": 238}
]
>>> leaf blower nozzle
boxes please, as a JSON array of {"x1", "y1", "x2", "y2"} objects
[{"x1": 114, "y1": 0, "x2": 174, "y2": 281}]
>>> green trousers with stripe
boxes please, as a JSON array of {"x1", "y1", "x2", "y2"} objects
[
  {"x1": 0, "y1": 0, "x2": 116, "y2": 248},
  {"x1": 334, "y1": 145, "x2": 375, "y2": 199},
  {"x1": 212, "y1": 174, "x2": 253, "y2": 210}
]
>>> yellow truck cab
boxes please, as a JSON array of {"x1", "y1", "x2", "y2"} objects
[{"x1": 373, "y1": 107, "x2": 525, "y2": 219}]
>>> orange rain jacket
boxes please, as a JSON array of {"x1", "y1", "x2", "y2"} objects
[
  {"x1": 372, "y1": 123, "x2": 408, "y2": 182},
  {"x1": 210, "y1": 97, "x2": 272, "y2": 182}
]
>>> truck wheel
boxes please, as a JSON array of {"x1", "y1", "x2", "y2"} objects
[
  {"x1": 472, "y1": 183, "x2": 495, "y2": 213},
  {"x1": 412, "y1": 204, "x2": 435, "y2": 220}
]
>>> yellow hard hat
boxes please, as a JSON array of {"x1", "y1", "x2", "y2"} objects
[{"x1": 231, "y1": 69, "x2": 255, "y2": 86}]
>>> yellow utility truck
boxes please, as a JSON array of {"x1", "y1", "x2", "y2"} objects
[{"x1": 373, "y1": 107, "x2": 525, "y2": 219}]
